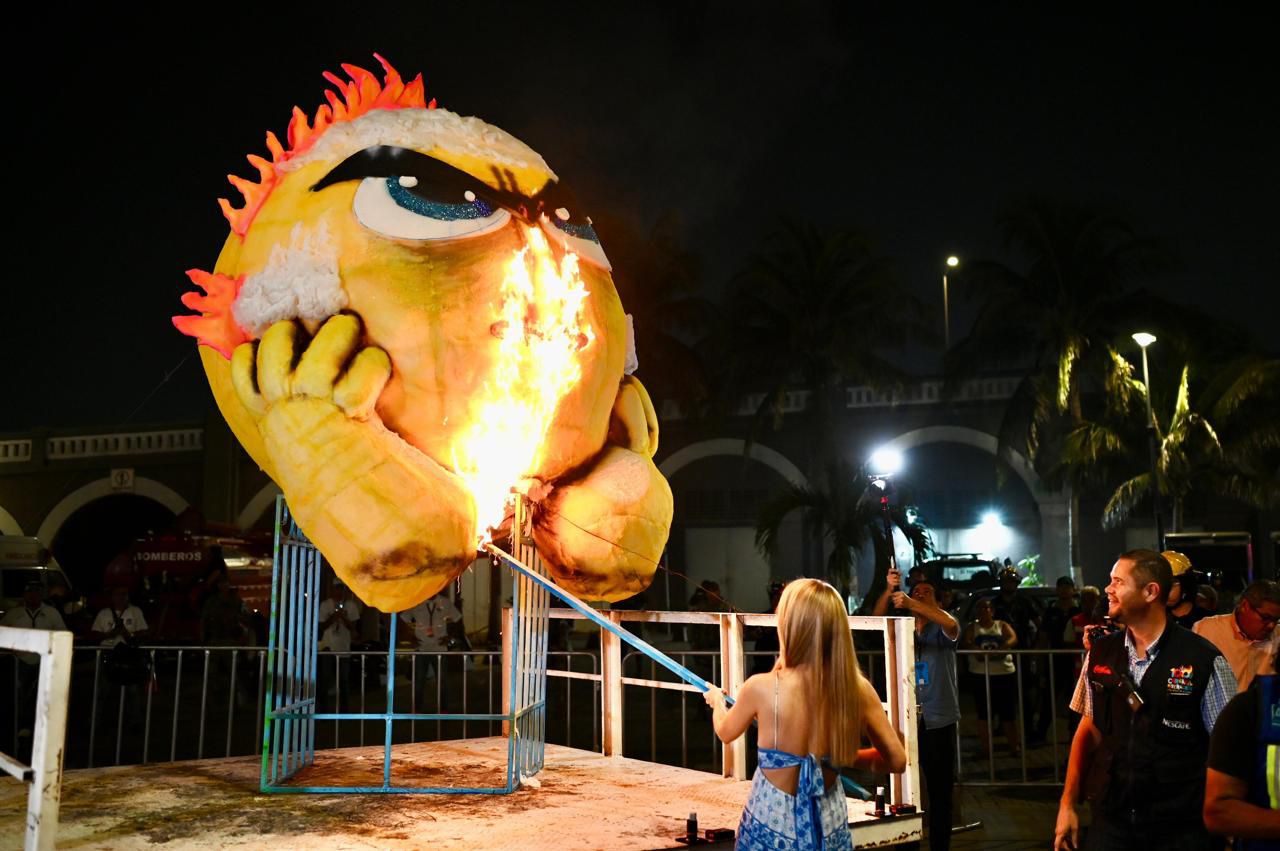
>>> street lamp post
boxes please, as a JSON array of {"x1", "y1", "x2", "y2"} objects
[
  {"x1": 943, "y1": 256, "x2": 959, "y2": 349},
  {"x1": 1132, "y1": 332, "x2": 1164, "y2": 549}
]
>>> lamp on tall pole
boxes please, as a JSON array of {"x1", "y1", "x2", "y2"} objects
[
  {"x1": 943, "y1": 256, "x2": 960, "y2": 349},
  {"x1": 1132, "y1": 332, "x2": 1164, "y2": 549},
  {"x1": 867, "y1": 446, "x2": 905, "y2": 596}
]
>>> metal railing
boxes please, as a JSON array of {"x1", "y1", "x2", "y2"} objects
[
  {"x1": 1, "y1": 626, "x2": 72, "y2": 851},
  {"x1": 610, "y1": 640, "x2": 1087, "y2": 787},
  {"x1": 5, "y1": 641, "x2": 1086, "y2": 788},
  {"x1": 617, "y1": 647, "x2": 889, "y2": 773},
  {"x1": 955, "y1": 648, "x2": 1084, "y2": 786},
  {"x1": 4, "y1": 646, "x2": 599, "y2": 771}
]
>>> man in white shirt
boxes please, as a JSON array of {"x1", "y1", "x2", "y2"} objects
[
  {"x1": 401, "y1": 590, "x2": 461, "y2": 707},
  {"x1": 1, "y1": 581, "x2": 68, "y2": 746},
  {"x1": 402, "y1": 591, "x2": 461, "y2": 654},
  {"x1": 91, "y1": 586, "x2": 149, "y2": 647},
  {"x1": 2, "y1": 580, "x2": 67, "y2": 652},
  {"x1": 319, "y1": 582, "x2": 362, "y2": 652},
  {"x1": 318, "y1": 581, "x2": 362, "y2": 706}
]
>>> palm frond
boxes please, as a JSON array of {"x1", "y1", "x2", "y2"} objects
[
  {"x1": 1210, "y1": 358, "x2": 1280, "y2": 422},
  {"x1": 1223, "y1": 422, "x2": 1280, "y2": 458},
  {"x1": 1103, "y1": 474, "x2": 1151, "y2": 530},
  {"x1": 1104, "y1": 347, "x2": 1145, "y2": 418},
  {"x1": 1207, "y1": 474, "x2": 1280, "y2": 510},
  {"x1": 1168, "y1": 364, "x2": 1192, "y2": 435},
  {"x1": 1061, "y1": 422, "x2": 1129, "y2": 466},
  {"x1": 1057, "y1": 337, "x2": 1081, "y2": 413},
  {"x1": 754, "y1": 484, "x2": 829, "y2": 554}
]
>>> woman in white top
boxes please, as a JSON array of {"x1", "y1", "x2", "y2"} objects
[
  {"x1": 703, "y1": 578, "x2": 906, "y2": 850},
  {"x1": 961, "y1": 597, "x2": 1020, "y2": 756}
]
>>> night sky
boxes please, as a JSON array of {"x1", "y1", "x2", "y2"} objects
[{"x1": 7, "y1": 5, "x2": 1275, "y2": 432}]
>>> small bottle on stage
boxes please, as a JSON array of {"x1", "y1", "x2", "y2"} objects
[
  {"x1": 873, "y1": 786, "x2": 886, "y2": 817},
  {"x1": 686, "y1": 812, "x2": 698, "y2": 841}
]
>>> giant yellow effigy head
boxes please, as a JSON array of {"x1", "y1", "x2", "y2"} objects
[{"x1": 175, "y1": 57, "x2": 672, "y2": 612}]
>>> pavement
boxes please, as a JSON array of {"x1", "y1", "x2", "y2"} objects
[{"x1": 949, "y1": 783, "x2": 1061, "y2": 850}]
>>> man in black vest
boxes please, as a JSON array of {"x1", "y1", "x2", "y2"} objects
[{"x1": 1054, "y1": 549, "x2": 1239, "y2": 850}]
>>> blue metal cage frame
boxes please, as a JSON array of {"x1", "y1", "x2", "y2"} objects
[{"x1": 260, "y1": 496, "x2": 550, "y2": 794}]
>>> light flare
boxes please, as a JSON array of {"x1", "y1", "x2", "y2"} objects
[{"x1": 453, "y1": 225, "x2": 595, "y2": 543}]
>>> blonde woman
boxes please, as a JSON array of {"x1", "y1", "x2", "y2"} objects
[{"x1": 704, "y1": 578, "x2": 907, "y2": 850}]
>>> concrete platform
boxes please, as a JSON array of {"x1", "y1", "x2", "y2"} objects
[{"x1": 0, "y1": 738, "x2": 921, "y2": 849}]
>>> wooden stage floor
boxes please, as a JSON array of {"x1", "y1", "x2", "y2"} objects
[{"x1": 1, "y1": 738, "x2": 920, "y2": 849}]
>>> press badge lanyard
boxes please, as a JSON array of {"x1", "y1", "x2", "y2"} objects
[{"x1": 914, "y1": 625, "x2": 931, "y2": 687}]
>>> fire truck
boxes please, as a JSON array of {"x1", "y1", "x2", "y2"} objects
[{"x1": 100, "y1": 526, "x2": 274, "y2": 643}]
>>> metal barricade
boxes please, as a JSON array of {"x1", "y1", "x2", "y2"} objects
[
  {"x1": 955, "y1": 647, "x2": 1083, "y2": 786},
  {"x1": 1, "y1": 625, "x2": 73, "y2": 851}
]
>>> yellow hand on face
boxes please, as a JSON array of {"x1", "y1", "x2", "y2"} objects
[
  {"x1": 230, "y1": 316, "x2": 477, "y2": 614},
  {"x1": 231, "y1": 315, "x2": 390, "y2": 421}
]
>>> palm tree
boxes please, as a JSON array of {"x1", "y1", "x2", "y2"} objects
[
  {"x1": 716, "y1": 218, "x2": 931, "y2": 580},
  {"x1": 946, "y1": 197, "x2": 1169, "y2": 564},
  {"x1": 754, "y1": 460, "x2": 932, "y2": 600},
  {"x1": 718, "y1": 218, "x2": 931, "y2": 488},
  {"x1": 1060, "y1": 354, "x2": 1280, "y2": 531}
]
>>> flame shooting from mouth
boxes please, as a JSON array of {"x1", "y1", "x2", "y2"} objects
[{"x1": 452, "y1": 225, "x2": 594, "y2": 544}]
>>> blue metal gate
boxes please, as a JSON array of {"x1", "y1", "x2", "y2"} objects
[{"x1": 260, "y1": 496, "x2": 551, "y2": 794}]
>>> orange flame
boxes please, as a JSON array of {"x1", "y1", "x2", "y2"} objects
[
  {"x1": 219, "y1": 55, "x2": 433, "y2": 237},
  {"x1": 452, "y1": 226, "x2": 595, "y2": 543}
]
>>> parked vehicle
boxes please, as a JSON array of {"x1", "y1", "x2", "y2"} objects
[
  {"x1": 916, "y1": 553, "x2": 1000, "y2": 590},
  {"x1": 0, "y1": 535, "x2": 78, "y2": 619},
  {"x1": 96, "y1": 529, "x2": 273, "y2": 643}
]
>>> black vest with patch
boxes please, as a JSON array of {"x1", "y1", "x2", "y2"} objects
[{"x1": 1086, "y1": 621, "x2": 1223, "y2": 824}]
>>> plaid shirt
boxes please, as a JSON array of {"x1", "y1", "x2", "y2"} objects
[{"x1": 1069, "y1": 625, "x2": 1238, "y2": 733}]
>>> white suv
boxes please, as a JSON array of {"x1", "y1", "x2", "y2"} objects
[{"x1": 0, "y1": 536, "x2": 74, "y2": 617}]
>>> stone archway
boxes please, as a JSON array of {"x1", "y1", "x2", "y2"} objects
[
  {"x1": 876, "y1": 425, "x2": 1072, "y2": 578},
  {"x1": 38, "y1": 477, "x2": 191, "y2": 546},
  {"x1": 236, "y1": 482, "x2": 282, "y2": 531},
  {"x1": 0, "y1": 504, "x2": 22, "y2": 535},
  {"x1": 658, "y1": 439, "x2": 809, "y2": 612},
  {"x1": 658, "y1": 438, "x2": 808, "y2": 488}
]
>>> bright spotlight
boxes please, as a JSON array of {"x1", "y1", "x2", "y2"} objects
[
  {"x1": 946, "y1": 255, "x2": 960, "y2": 268},
  {"x1": 976, "y1": 510, "x2": 1010, "y2": 555},
  {"x1": 868, "y1": 447, "x2": 904, "y2": 478}
]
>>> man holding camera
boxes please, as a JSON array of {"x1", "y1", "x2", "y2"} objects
[
  {"x1": 874, "y1": 566, "x2": 960, "y2": 851},
  {"x1": 1054, "y1": 550, "x2": 1237, "y2": 850}
]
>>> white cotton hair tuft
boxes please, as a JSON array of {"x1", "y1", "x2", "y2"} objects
[
  {"x1": 281, "y1": 107, "x2": 556, "y2": 182},
  {"x1": 232, "y1": 221, "x2": 347, "y2": 337}
]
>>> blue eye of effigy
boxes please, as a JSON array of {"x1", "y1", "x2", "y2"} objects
[
  {"x1": 551, "y1": 218, "x2": 602, "y2": 243},
  {"x1": 386, "y1": 178, "x2": 495, "y2": 220}
]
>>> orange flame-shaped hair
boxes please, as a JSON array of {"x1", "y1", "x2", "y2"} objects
[
  {"x1": 177, "y1": 55, "x2": 435, "y2": 357},
  {"x1": 220, "y1": 54, "x2": 435, "y2": 237},
  {"x1": 172, "y1": 270, "x2": 248, "y2": 358}
]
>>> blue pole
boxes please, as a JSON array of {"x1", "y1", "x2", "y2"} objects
[
  {"x1": 485, "y1": 544, "x2": 718, "y2": 697},
  {"x1": 385, "y1": 614, "x2": 397, "y2": 788},
  {"x1": 484, "y1": 544, "x2": 877, "y2": 798}
]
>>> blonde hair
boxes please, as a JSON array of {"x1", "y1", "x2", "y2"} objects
[{"x1": 775, "y1": 578, "x2": 863, "y2": 766}]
